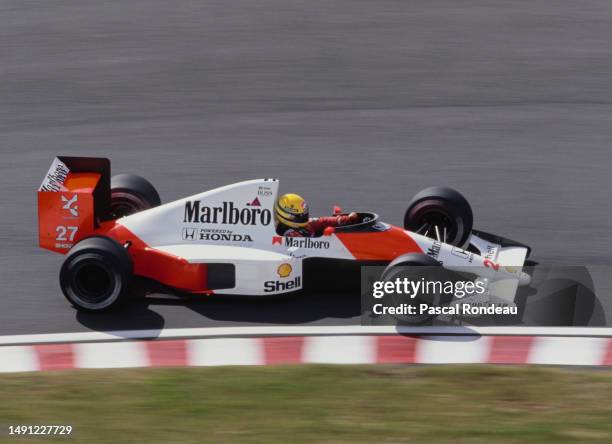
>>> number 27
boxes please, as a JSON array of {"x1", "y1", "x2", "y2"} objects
[{"x1": 56, "y1": 226, "x2": 78, "y2": 241}]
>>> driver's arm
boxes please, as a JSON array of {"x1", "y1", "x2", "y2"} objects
[{"x1": 309, "y1": 212, "x2": 359, "y2": 234}]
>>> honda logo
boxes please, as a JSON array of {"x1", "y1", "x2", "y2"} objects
[{"x1": 182, "y1": 228, "x2": 196, "y2": 240}]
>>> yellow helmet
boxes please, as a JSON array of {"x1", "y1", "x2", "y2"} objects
[{"x1": 275, "y1": 193, "x2": 309, "y2": 228}]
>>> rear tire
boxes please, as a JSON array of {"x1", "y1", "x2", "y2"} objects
[
  {"x1": 404, "y1": 186, "x2": 473, "y2": 248},
  {"x1": 110, "y1": 174, "x2": 161, "y2": 218},
  {"x1": 60, "y1": 237, "x2": 132, "y2": 311}
]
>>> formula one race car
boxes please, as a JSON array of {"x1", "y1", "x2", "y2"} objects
[{"x1": 37, "y1": 157, "x2": 532, "y2": 312}]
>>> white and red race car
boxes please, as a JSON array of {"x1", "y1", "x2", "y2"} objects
[{"x1": 38, "y1": 157, "x2": 531, "y2": 311}]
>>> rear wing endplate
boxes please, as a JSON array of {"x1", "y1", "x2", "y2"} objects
[{"x1": 37, "y1": 157, "x2": 111, "y2": 253}]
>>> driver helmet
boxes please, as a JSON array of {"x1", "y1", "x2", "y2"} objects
[{"x1": 275, "y1": 193, "x2": 309, "y2": 228}]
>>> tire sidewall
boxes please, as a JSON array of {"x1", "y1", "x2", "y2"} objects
[
  {"x1": 381, "y1": 253, "x2": 444, "y2": 325},
  {"x1": 110, "y1": 174, "x2": 161, "y2": 218},
  {"x1": 60, "y1": 237, "x2": 132, "y2": 311},
  {"x1": 404, "y1": 187, "x2": 473, "y2": 248},
  {"x1": 405, "y1": 198, "x2": 468, "y2": 246}
]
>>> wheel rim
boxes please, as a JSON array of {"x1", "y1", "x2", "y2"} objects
[
  {"x1": 71, "y1": 261, "x2": 114, "y2": 304},
  {"x1": 110, "y1": 191, "x2": 149, "y2": 218},
  {"x1": 413, "y1": 208, "x2": 458, "y2": 243}
]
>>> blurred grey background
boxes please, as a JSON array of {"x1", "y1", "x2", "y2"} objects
[{"x1": 1, "y1": 0, "x2": 612, "y2": 334}]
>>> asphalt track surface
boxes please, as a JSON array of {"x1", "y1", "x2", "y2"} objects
[{"x1": 2, "y1": 0, "x2": 612, "y2": 335}]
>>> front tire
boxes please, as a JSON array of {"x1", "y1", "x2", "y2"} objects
[
  {"x1": 60, "y1": 237, "x2": 133, "y2": 311},
  {"x1": 381, "y1": 253, "x2": 448, "y2": 325},
  {"x1": 404, "y1": 186, "x2": 473, "y2": 248}
]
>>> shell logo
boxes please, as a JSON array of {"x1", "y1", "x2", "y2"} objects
[{"x1": 277, "y1": 263, "x2": 292, "y2": 278}]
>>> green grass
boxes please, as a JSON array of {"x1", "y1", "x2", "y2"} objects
[{"x1": 1, "y1": 365, "x2": 612, "y2": 443}]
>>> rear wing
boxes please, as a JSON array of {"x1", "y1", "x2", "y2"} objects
[{"x1": 38, "y1": 157, "x2": 111, "y2": 253}]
